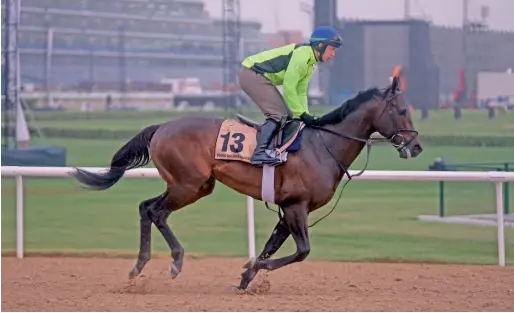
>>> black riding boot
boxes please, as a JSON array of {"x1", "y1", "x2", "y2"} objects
[{"x1": 251, "y1": 119, "x2": 282, "y2": 166}]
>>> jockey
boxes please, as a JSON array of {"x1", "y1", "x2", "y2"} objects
[{"x1": 238, "y1": 25, "x2": 343, "y2": 166}]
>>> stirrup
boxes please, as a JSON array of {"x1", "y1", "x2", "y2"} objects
[
  {"x1": 250, "y1": 151, "x2": 282, "y2": 166},
  {"x1": 260, "y1": 149, "x2": 284, "y2": 166},
  {"x1": 252, "y1": 159, "x2": 282, "y2": 167}
]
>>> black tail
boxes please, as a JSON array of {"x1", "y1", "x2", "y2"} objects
[{"x1": 71, "y1": 124, "x2": 161, "y2": 191}]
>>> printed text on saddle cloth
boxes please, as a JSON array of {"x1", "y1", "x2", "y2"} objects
[
  {"x1": 214, "y1": 119, "x2": 304, "y2": 163},
  {"x1": 215, "y1": 120, "x2": 257, "y2": 163}
]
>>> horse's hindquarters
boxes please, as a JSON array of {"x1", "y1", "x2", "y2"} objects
[{"x1": 149, "y1": 116, "x2": 221, "y2": 187}]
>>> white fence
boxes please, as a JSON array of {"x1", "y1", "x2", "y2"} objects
[{"x1": 2, "y1": 166, "x2": 513, "y2": 266}]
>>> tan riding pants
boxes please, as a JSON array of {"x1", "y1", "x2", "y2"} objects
[{"x1": 238, "y1": 67, "x2": 293, "y2": 123}]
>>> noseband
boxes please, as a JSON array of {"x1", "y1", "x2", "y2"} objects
[{"x1": 380, "y1": 90, "x2": 419, "y2": 154}]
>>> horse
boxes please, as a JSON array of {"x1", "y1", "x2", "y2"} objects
[{"x1": 71, "y1": 76, "x2": 423, "y2": 291}]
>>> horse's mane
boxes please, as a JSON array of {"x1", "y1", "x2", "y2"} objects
[{"x1": 318, "y1": 87, "x2": 383, "y2": 124}]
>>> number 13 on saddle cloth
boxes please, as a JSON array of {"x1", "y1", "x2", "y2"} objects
[{"x1": 214, "y1": 118, "x2": 305, "y2": 165}]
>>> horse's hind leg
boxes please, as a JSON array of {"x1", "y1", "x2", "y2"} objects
[
  {"x1": 129, "y1": 194, "x2": 164, "y2": 279},
  {"x1": 150, "y1": 176, "x2": 217, "y2": 279},
  {"x1": 147, "y1": 198, "x2": 183, "y2": 278}
]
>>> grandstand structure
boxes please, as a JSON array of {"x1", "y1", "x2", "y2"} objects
[{"x1": 12, "y1": 0, "x2": 270, "y2": 102}]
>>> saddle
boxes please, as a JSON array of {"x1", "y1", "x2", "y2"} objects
[
  {"x1": 235, "y1": 114, "x2": 303, "y2": 151},
  {"x1": 214, "y1": 114, "x2": 305, "y2": 164}
]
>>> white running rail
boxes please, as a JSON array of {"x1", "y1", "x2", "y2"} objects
[{"x1": 2, "y1": 166, "x2": 513, "y2": 266}]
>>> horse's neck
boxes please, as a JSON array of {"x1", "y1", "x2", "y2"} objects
[{"x1": 326, "y1": 111, "x2": 375, "y2": 177}]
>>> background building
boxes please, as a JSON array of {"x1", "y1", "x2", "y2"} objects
[
  {"x1": 15, "y1": 0, "x2": 269, "y2": 92},
  {"x1": 332, "y1": 18, "x2": 514, "y2": 109}
]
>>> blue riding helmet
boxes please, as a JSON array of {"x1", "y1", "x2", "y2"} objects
[{"x1": 309, "y1": 26, "x2": 343, "y2": 62}]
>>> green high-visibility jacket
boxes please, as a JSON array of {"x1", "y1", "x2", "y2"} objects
[{"x1": 241, "y1": 43, "x2": 317, "y2": 117}]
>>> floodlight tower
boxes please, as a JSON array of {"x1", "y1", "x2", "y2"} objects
[
  {"x1": 222, "y1": 0, "x2": 241, "y2": 112},
  {"x1": 1, "y1": 0, "x2": 21, "y2": 147}
]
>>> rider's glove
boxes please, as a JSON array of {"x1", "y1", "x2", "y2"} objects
[{"x1": 300, "y1": 112, "x2": 320, "y2": 126}]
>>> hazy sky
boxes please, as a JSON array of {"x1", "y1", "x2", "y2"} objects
[{"x1": 204, "y1": 0, "x2": 514, "y2": 36}]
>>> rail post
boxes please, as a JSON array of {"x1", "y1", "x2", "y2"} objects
[
  {"x1": 495, "y1": 182, "x2": 505, "y2": 266},
  {"x1": 246, "y1": 196, "x2": 255, "y2": 258},
  {"x1": 504, "y1": 163, "x2": 510, "y2": 214},
  {"x1": 16, "y1": 174, "x2": 24, "y2": 259}
]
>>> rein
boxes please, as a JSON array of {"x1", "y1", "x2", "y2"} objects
[
  {"x1": 305, "y1": 125, "x2": 389, "y2": 227},
  {"x1": 264, "y1": 126, "x2": 378, "y2": 228}
]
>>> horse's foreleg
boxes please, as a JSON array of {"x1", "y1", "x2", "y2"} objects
[
  {"x1": 254, "y1": 204, "x2": 310, "y2": 271},
  {"x1": 238, "y1": 219, "x2": 290, "y2": 290},
  {"x1": 128, "y1": 194, "x2": 164, "y2": 279}
]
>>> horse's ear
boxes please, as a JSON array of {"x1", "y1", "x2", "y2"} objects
[{"x1": 391, "y1": 76, "x2": 399, "y2": 93}]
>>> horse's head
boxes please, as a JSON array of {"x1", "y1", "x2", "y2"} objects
[{"x1": 372, "y1": 76, "x2": 423, "y2": 159}]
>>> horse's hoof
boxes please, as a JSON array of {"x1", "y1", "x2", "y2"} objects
[
  {"x1": 242, "y1": 257, "x2": 256, "y2": 269},
  {"x1": 170, "y1": 263, "x2": 180, "y2": 279},
  {"x1": 128, "y1": 268, "x2": 139, "y2": 279},
  {"x1": 232, "y1": 286, "x2": 247, "y2": 295}
]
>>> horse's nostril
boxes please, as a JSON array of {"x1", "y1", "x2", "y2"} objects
[{"x1": 413, "y1": 144, "x2": 422, "y2": 152}]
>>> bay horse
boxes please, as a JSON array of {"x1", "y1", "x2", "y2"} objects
[{"x1": 71, "y1": 76, "x2": 423, "y2": 291}]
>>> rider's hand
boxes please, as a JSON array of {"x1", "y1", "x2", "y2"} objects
[{"x1": 300, "y1": 112, "x2": 320, "y2": 126}]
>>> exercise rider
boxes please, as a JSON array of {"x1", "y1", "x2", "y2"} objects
[{"x1": 238, "y1": 26, "x2": 343, "y2": 166}]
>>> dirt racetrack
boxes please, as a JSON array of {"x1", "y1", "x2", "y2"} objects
[{"x1": 2, "y1": 256, "x2": 513, "y2": 311}]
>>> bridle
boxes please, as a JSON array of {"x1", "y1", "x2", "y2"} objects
[
  {"x1": 266, "y1": 86, "x2": 419, "y2": 227},
  {"x1": 378, "y1": 88, "x2": 419, "y2": 156},
  {"x1": 312, "y1": 87, "x2": 418, "y2": 176}
]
